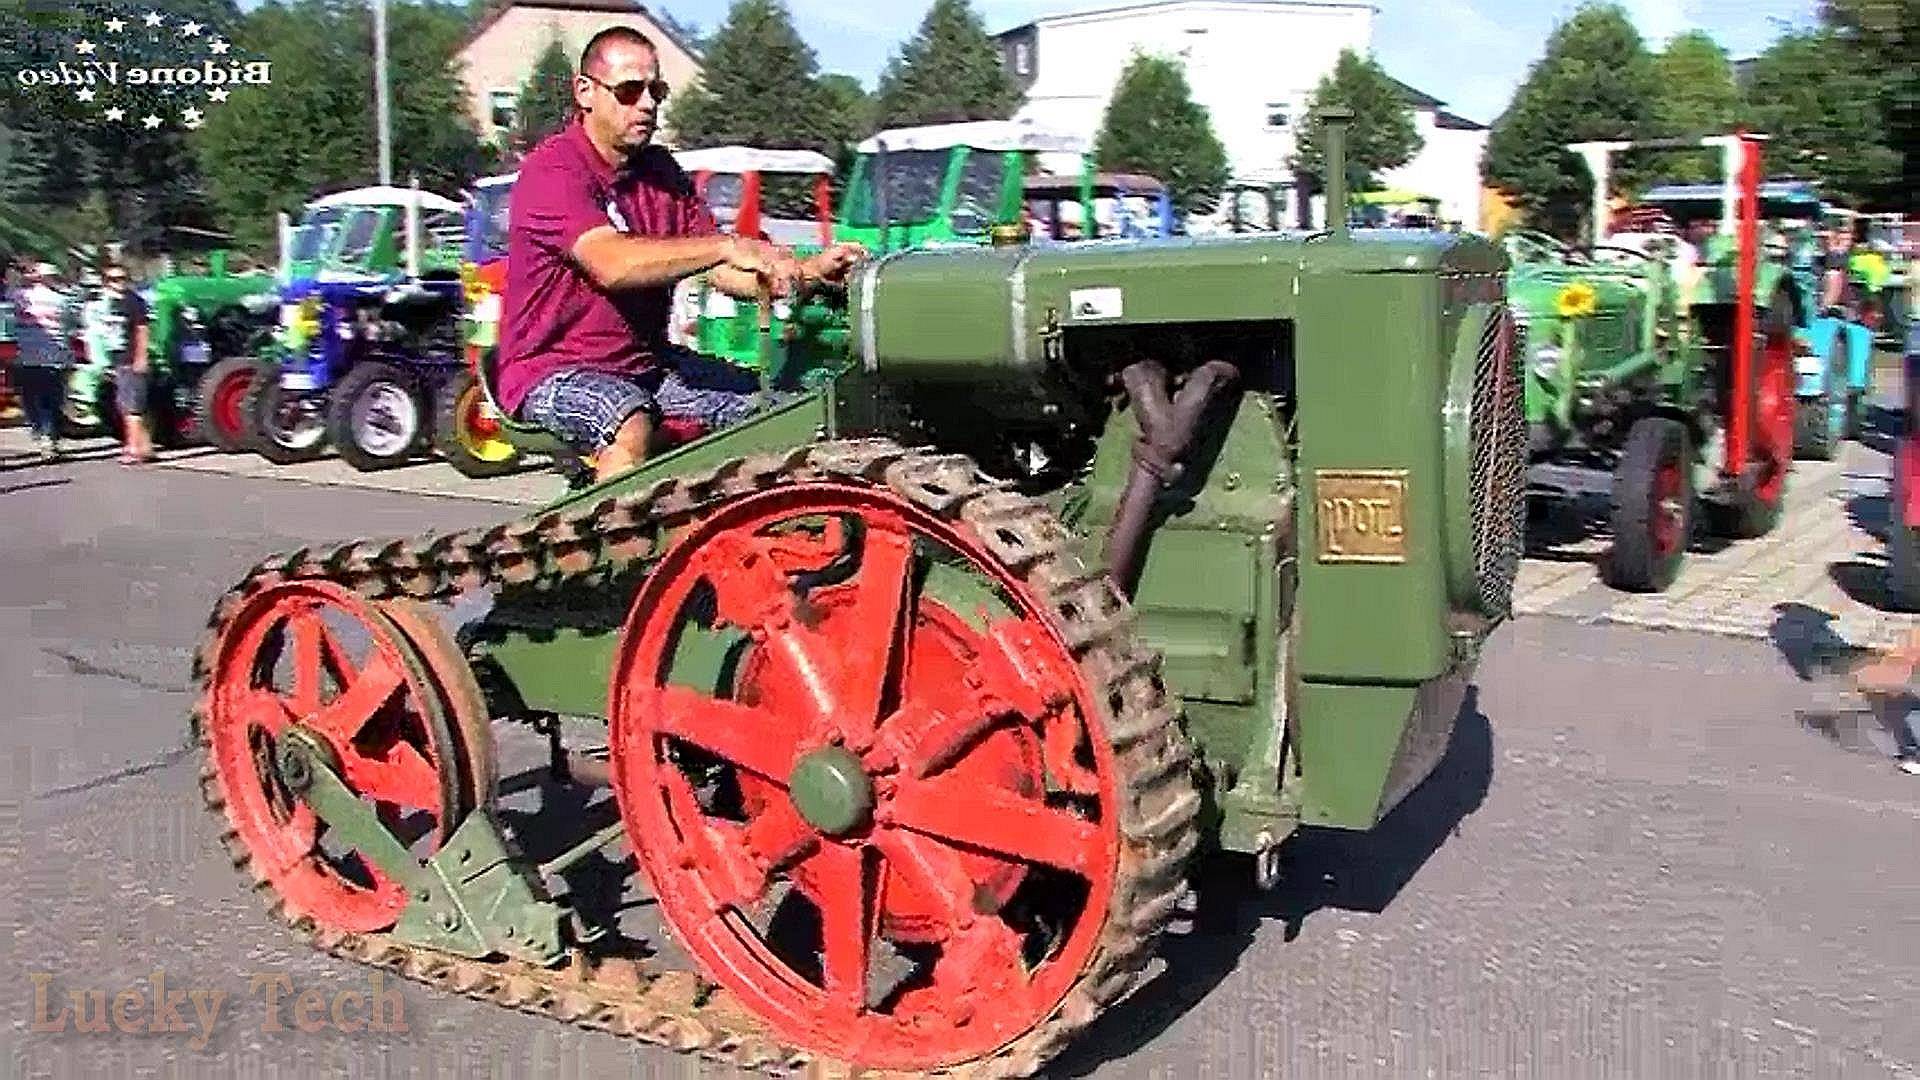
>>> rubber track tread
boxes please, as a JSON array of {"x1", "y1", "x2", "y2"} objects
[{"x1": 188, "y1": 438, "x2": 1204, "y2": 1078}]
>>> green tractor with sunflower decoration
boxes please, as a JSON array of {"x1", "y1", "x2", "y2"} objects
[{"x1": 1513, "y1": 134, "x2": 1797, "y2": 592}]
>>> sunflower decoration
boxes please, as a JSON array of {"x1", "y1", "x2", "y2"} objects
[
  {"x1": 1555, "y1": 281, "x2": 1599, "y2": 319},
  {"x1": 460, "y1": 261, "x2": 489, "y2": 307}
]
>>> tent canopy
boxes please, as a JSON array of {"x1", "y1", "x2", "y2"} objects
[
  {"x1": 308, "y1": 185, "x2": 463, "y2": 214},
  {"x1": 673, "y1": 146, "x2": 835, "y2": 176},
  {"x1": 857, "y1": 119, "x2": 1088, "y2": 155}
]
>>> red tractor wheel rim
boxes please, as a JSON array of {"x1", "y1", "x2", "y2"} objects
[
  {"x1": 460, "y1": 383, "x2": 501, "y2": 440},
  {"x1": 609, "y1": 483, "x2": 1122, "y2": 1069},
  {"x1": 205, "y1": 581, "x2": 458, "y2": 933},
  {"x1": 1754, "y1": 325, "x2": 1794, "y2": 503},
  {"x1": 1653, "y1": 460, "x2": 1685, "y2": 558},
  {"x1": 212, "y1": 369, "x2": 252, "y2": 441}
]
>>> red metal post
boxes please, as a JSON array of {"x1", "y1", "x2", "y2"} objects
[
  {"x1": 738, "y1": 171, "x2": 763, "y2": 241},
  {"x1": 1727, "y1": 132, "x2": 1760, "y2": 482},
  {"x1": 813, "y1": 174, "x2": 834, "y2": 247}
]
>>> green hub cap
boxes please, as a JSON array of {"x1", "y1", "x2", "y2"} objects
[{"x1": 787, "y1": 746, "x2": 873, "y2": 837}]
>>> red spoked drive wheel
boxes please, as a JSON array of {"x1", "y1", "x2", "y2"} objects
[
  {"x1": 609, "y1": 481, "x2": 1128, "y2": 1070},
  {"x1": 202, "y1": 581, "x2": 476, "y2": 933}
]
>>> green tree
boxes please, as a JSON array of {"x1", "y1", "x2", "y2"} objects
[
  {"x1": 1742, "y1": 29, "x2": 1901, "y2": 208},
  {"x1": 873, "y1": 0, "x2": 1022, "y2": 128},
  {"x1": 666, "y1": 0, "x2": 840, "y2": 150},
  {"x1": 0, "y1": 0, "x2": 242, "y2": 258},
  {"x1": 1649, "y1": 31, "x2": 1740, "y2": 183},
  {"x1": 512, "y1": 38, "x2": 577, "y2": 150},
  {"x1": 1811, "y1": 0, "x2": 1914, "y2": 210},
  {"x1": 1290, "y1": 49, "x2": 1422, "y2": 197},
  {"x1": 1483, "y1": 2, "x2": 1662, "y2": 238},
  {"x1": 195, "y1": 0, "x2": 485, "y2": 251},
  {"x1": 1093, "y1": 53, "x2": 1231, "y2": 217}
]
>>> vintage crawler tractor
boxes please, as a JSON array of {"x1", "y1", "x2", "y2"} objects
[{"x1": 187, "y1": 112, "x2": 1526, "y2": 1076}]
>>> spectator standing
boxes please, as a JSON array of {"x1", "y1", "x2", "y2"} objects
[
  {"x1": 93, "y1": 263, "x2": 154, "y2": 464},
  {"x1": 13, "y1": 262, "x2": 77, "y2": 458}
]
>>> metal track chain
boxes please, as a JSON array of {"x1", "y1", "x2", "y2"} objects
[{"x1": 188, "y1": 438, "x2": 1204, "y2": 1078}]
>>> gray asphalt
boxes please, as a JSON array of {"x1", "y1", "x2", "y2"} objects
[{"x1": 1, "y1": 450, "x2": 1916, "y2": 1078}]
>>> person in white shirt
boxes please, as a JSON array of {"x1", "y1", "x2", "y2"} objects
[{"x1": 13, "y1": 262, "x2": 76, "y2": 458}]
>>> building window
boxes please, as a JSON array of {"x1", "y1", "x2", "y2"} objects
[
  {"x1": 1014, "y1": 42, "x2": 1031, "y2": 76},
  {"x1": 489, "y1": 88, "x2": 517, "y2": 132},
  {"x1": 1266, "y1": 102, "x2": 1290, "y2": 129}
]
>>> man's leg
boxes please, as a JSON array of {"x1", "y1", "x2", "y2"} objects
[
  {"x1": 594, "y1": 409, "x2": 653, "y2": 482},
  {"x1": 116, "y1": 367, "x2": 153, "y2": 461},
  {"x1": 517, "y1": 370, "x2": 658, "y2": 483}
]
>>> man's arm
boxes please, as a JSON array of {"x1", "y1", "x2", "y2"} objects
[{"x1": 571, "y1": 228, "x2": 733, "y2": 292}]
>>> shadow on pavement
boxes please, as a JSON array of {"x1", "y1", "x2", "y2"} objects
[
  {"x1": 1769, "y1": 602, "x2": 1878, "y2": 681},
  {"x1": 1050, "y1": 689, "x2": 1495, "y2": 1076},
  {"x1": 1525, "y1": 492, "x2": 1735, "y2": 566}
]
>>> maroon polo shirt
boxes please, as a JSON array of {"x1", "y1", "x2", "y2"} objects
[{"x1": 495, "y1": 119, "x2": 719, "y2": 414}]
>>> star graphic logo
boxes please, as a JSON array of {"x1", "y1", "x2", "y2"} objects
[
  {"x1": 209, "y1": 88, "x2": 231, "y2": 103},
  {"x1": 142, "y1": 114, "x2": 162, "y2": 130},
  {"x1": 76, "y1": 39, "x2": 97, "y2": 55},
  {"x1": 180, "y1": 20, "x2": 203, "y2": 37},
  {"x1": 183, "y1": 107, "x2": 204, "y2": 128},
  {"x1": 105, "y1": 107, "x2": 126, "y2": 122},
  {"x1": 77, "y1": 88, "x2": 97, "y2": 103},
  {"x1": 209, "y1": 39, "x2": 231, "y2": 55},
  {"x1": 105, "y1": 17, "x2": 126, "y2": 33},
  {"x1": 144, "y1": 11, "x2": 164, "y2": 28}
]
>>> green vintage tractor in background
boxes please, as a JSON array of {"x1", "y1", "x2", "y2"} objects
[
  {"x1": 187, "y1": 112, "x2": 1526, "y2": 1076},
  {"x1": 1517, "y1": 135, "x2": 1797, "y2": 592}
]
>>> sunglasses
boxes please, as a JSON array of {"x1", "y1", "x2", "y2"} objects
[{"x1": 584, "y1": 72, "x2": 669, "y2": 106}]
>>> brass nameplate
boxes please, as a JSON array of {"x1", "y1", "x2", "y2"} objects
[{"x1": 1316, "y1": 470, "x2": 1409, "y2": 563}]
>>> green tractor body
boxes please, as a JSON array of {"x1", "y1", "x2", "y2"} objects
[{"x1": 187, "y1": 113, "x2": 1527, "y2": 1077}]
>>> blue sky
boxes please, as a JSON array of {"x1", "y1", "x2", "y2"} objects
[
  {"x1": 662, "y1": 0, "x2": 1822, "y2": 124},
  {"x1": 227, "y1": 0, "x2": 1823, "y2": 125}
]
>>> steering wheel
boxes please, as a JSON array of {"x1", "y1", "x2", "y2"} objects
[
  {"x1": 1586, "y1": 243, "x2": 1660, "y2": 265},
  {"x1": 1506, "y1": 229, "x2": 1580, "y2": 264}
]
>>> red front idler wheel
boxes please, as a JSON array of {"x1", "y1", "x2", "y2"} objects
[
  {"x1": 609, "y1": 482, "x2": 1129, "y2": 1071},
  {"x1": 201, "y1": 581, "x2": 476, "y2": 934}
]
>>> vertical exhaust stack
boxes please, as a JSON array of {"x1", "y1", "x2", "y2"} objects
[{"x1": 1318, "y1": 106, "x2": 1354, "y2": 239}]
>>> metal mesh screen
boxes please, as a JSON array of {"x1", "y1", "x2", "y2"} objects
[{"x1": 1470, "y1": 304, "x2": 1528, "y2": 619}]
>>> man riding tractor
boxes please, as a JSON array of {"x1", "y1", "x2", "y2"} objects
[{"x1": 494, "y1": 26, "x2": 864, "y2": 484}]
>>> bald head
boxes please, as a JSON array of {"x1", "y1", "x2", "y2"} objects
[{"x1": 579, "y1": 26, "x2": 656, "y2": 81}]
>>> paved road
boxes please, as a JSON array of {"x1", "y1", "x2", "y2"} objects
[{"x1": 2, "y1": 449, "x2": 1916, "y2": 1078}]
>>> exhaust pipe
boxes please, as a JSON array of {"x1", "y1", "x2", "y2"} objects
[
  {"x1": 1318, "y1": 106, "x2": 1354, "y2": 239},
  {"x1": 1102, "y1": 358, "x2": 1241, "y2": 597}
]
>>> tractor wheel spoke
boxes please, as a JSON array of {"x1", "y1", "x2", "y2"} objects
[
  {"x1": 654, "y1": 686, "x2": 806, "y2": 786},
  {"x1": 832, "y1": 521, "x2": 917, "y2": 741},
  {"x1": 309, "y1": 649, "x2": 403, "y2": 744},
  {"x1": 238, "y1": 689, "x2": 295, "y2": 738},
  {"x1": 340, "y1": 740, "x2": 442, "y2": 812},
  {"x1": 890, "y1": 778, "x2": 1100, "y2": 877},
  {"x1": 740, "y1": 798, "x2": 819, "y2": 877},
  {"x1": 931, "y1": 918, "x2": 1030, "y2": 999},
  {"x1": 807, "y1": 843, "x2": 877, "y2": 1014}
]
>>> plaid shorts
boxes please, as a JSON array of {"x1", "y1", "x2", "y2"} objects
[{"x1": 518, "y1": 349, "x2": 764, "y2": 453}]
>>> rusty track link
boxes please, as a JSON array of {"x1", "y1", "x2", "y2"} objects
[{"x1": 188, "y1": 438, "x2": 1204, "y2": 1078}]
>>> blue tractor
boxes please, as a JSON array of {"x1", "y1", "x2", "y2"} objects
[{"x1": 244, "y1": 186, "x2": 470, "y2": 468}]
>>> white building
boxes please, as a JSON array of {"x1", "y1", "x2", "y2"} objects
[
  {"x1": 1374, "y1": 82, "x2": 1490, "y2": 233},
  {"x1": 992, "y1": 0, "x2": 1487, "y2": 231}
]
